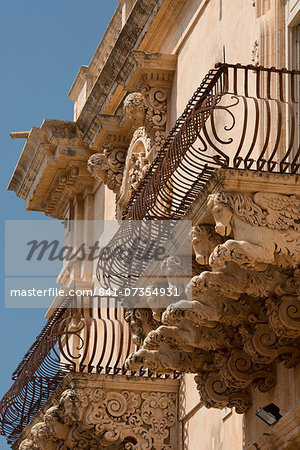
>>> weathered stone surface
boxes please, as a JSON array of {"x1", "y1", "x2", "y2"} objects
[{"x1": 87, "y1": 147, "x2": 127, "y2": 194}]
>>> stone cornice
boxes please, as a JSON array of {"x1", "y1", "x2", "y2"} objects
[
  {"x1": 124, "y1": 51, "x2": 177, "y2": 91},
  {"x1": 8, "y1": 119, "x2": 94, "y2": 218},
  {"x1": 76, "y1": 0, "x2": 165, "y2": 145},
  {"x1": 87, "y1": 51, "x2": 176, "y2": 151},
  {"x1": 68, "y1": 4, "x2": 122, "y2": 114}
]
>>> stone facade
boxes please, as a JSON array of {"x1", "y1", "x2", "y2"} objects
[{"x1": 3, "y1": 0, "x2": 300, "y2": 449}]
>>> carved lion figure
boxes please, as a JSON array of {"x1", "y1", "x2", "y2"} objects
[{"x1": 207, "y1": 192, "x2": 300, "y2": 269}]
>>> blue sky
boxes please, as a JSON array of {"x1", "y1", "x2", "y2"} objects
[{"x1": 0, "y1": 1, "x2": 118, "y2": 447}]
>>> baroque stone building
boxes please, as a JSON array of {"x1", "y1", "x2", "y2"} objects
[{"x1": 1, "y1": 0, "x2": 300, "y2": 449}]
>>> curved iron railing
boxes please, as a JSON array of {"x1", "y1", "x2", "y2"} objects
[
  {"x1": 123, "y1": 63, "x2": 300, "y2": 220},
  {"x1": 0, "y1": 296, "x2": 141, "y2": 445},
  {"x1": 3, "y1": 62, "x2": 300, "y2": 446},
  {"x1": 97, "y1": 63, "x2": 300, "y2": 290},
  {"x1": 96, "y1": 219, "x2": 182, "y2": 290}
]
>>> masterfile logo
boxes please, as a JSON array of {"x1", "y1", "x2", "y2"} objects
[{"x1": 5, "y1": 219, "x2": 192, "y2": 308}]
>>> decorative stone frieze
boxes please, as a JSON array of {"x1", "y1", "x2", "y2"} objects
[
  {"x1": 123, "y1": 82, "x2": 167, "y2": 134},
  {"x1": 126, "y1": 187, "x2": 300, "y2": 413},
  {"x1": 16, "y1": 373, "x2": 179, "y2": 450},
  {"x1": 251, "y1": 39, "x2": 259, "y2": 66},
  {"x1": 87, "y1": 134, "x2": 128, "y2": 194},
  {"x1": 123, "y1": 92, "x2": 147, "y2": 127},
  {"x1": 117, "y1": 127, "x2": 152, "y2": 214},
  {"x1": 125, "y1": 308, "x2": 159, "y2": 346},
  {"x1": 207, "y1": 192, "x2": 300, "y2": 269},
  {"x1": 140, "y1": 83, "x2": 167, "y2": 131},
  {"x1": 129, "y1": 151, "x2": 151, "y2": 191},
  {"x1": 115, "y1": 84, "x2": 166, "y2": 212},
  {"x1": 43, "y1": 165, "x2": 80, "y2": 217},
  {"x1": 84, "y1": 53, "x2": 176, "y2": 205}
]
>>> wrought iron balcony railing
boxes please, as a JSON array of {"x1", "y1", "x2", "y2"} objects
[
  {"x1": 123, "y1": 62, "x2": 300, "y2": 220},
  {"x1": 97, "y1": 63, "x2": 300, "y2": 291},
  {"x1": 0, "y1": 296, "x2": 171, "y2": 446}
]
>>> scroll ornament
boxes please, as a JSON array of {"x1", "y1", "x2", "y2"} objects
[
  {"x1": 126, "y1": 192, "x2": 300, "y2": 413},
  {"x1": 124, "y1": 87, "x2": 167, "y2": 131},
  {"x1": 18, "y1": 387, "x2": 176, "y2": 449}
]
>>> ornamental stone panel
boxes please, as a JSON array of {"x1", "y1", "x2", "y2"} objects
[{"x1": 15, "y1": 373, "x2": 179, "y2": 450}]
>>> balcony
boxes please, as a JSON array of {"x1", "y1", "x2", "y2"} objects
[
  {"x1": 96, "y1": 64, "x2": 300, "y2": 418},
  {"x1": 2, "y1": 63, "x2": 300, "y2": 448},
  {"x1": 0, "y1": 296, "x2": 179, "y2": 448},
  {"x1": 123, "y1": 62, "x2": 300, "y2": 220}
]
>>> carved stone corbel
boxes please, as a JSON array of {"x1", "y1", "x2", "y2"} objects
[
  {"x1": 195, "y1": 372, "x2": 252, "y2": 414},
  {"x1": 125, "y1": 189, "x2": 300, "y2": 413},
  {"x1": 123, "y1": 87, "x2": 167, "y2": 152},
  {"x1": 87, "y1": 145, "x2": 127, "y2": 193},
  {"x1": 207, "y1": 191, "x2": 300, "y2": 269}
]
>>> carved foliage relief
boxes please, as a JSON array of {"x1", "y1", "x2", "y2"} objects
[
  {"x1": 18, "y1": 386, "x2": 177, "y2": 449},
  {"x1": 126, "y1": 191, "x2": 300, "y2": 413}
]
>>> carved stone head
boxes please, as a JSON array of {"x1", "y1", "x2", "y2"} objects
[
  {"x1": 87, "y1": 153, "x2": 110, "y2": 183},
  {"x1": 207, "y1": 193, "x2": 234, "y2": 236},
  {"x1": 191, "y1": 225, "x2": 224, "y2": 265},
  {"x1": 124, "y1": 92, "x2": 147, "y2": 125},
  {"x1": 30, "y1": 422, "x2": 56, "y2": 450},
  {"x1": 60, "y1": 389, "x2": 81, "y2": 423}
]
